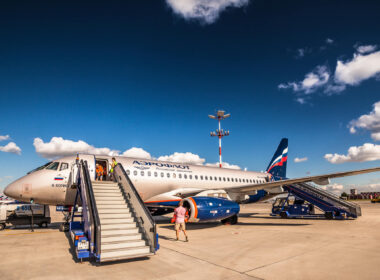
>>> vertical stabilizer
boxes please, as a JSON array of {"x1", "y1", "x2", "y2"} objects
[{"x1": 266, "y1": 138, "x2": 288, "y2": 179}]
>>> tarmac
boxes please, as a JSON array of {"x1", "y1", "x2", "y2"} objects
[{"x1": 0, "y1": 201, "x2": 379, "y2": 280}]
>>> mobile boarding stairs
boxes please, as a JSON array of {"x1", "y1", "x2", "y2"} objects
[
  {"x1": 69, "y1": 161, "x2": 158, "y2": 263},
  {"x1": 272, "y1": 182, "x2": 361, "y2": 219}
]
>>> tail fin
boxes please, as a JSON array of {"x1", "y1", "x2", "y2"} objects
[{"x1": 266, "y1": 138, "x2": 288, "y2": 179}]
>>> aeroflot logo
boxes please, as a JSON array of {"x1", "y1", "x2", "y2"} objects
[{"x1": 133, "y1": 160, "x2": 190, "y2": 170}]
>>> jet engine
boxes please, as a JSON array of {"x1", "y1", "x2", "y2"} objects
[{"x1": 182, "y1": 196, "x2": 240, "y2": 224}]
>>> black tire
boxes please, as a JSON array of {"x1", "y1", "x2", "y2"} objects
[
  {"x1": 59, "y1": 223, "x2": 69, "y2": 232},
  {"x1": 324, "y1": 212, "x2": 333, "y2": 220},
  {"x1": 40, "y1": 222, "x2": 48, "y2": 228},
  {"x1": 221, "y1": 215, "x2": 238, "y2": 225},
  {"x1": 280, "y1": 211, "x2": 288, "y2": 219},
  {"x1": 0, "y1": 223, "x2": 5, "y2": 231}
]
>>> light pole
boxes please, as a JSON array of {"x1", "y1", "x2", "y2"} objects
[{"x1": 209, "y1": 110, "x2": 230, "y2": 168}]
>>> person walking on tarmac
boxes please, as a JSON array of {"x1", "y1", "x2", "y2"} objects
[
  {"x1": 173, "y1": 201, "x2": 189, "y2": 242},
  {"x1": 110, "y1": 157, "x2": 118, "y2": 180}
]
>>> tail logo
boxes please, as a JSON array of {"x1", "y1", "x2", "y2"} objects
[{"x1": 267, "y1": 147, "x2": 288, "y2": 173}]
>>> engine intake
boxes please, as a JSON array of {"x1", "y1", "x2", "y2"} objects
[{"x1": 182, "y1": 196, "x2": 240, "y2": 223}]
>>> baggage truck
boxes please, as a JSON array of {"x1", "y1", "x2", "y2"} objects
[{"x1": 0, "y1": 203, "x2": 51, "y2": 230}]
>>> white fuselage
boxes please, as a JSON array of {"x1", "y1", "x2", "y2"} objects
[{"x1": 4, "y1": 154, "x2": 269, "y2": 205}]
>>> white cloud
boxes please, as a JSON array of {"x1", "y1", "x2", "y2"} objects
[
  {"x1": 280, "y1": 45, "x2": 380, "y2": 100},
  {"x1": 356, "y1": 44, "x2": 377, "y2": 54},
  {"x1": 158, "y1": 152, "x2": 205, "y2": 165},
  {"x1": 334, "y1": 51, "x2": 380, "y2": 86},
  {"x1": 166, "y1": 0, "x2": 249, "y2": 24},
  {"x1": 349, "y1": 101, "x2": 380, "y2": 141},
  {"x1": 294, "y1": 157, "x2": 308, "y2": 163},
  {"x1": 278, "y1": 65, "x2": 330, "y2": 95},
  {"x1": 0, "y1": 135, "x2": 10, "y2": 141},
  {"x1": 33, "y1": 137, "x2": 120, "y2": 159},
  {"x1": 324, "y1": 143, "x2": 380, "y2": 164},
  {"x1": 326, "y1": 38, "x2": 334, "y2": 44},
  {"x1": 205, "y1": 162, "x2": 241, "y2": 169},
  {"x1": 320, "y1": 183, "x2": 344, "y2": 195},
  {"x1": 0, "y1": 142, "x2": 21, "y2": 155},
  {"x1": 122, "y1": 147, "x2": 152, "y2": 159}
]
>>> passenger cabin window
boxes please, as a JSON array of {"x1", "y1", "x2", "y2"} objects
[
  {"x1": 127, "y1": 170, "x2": 130, "y2": 175},
  {"x1": 200, "y1": 175, "x2": 203, "y2": 180},
  {"x1": 46, "y1": 162, "x2": 59, "y2": 170},
  {"x1": 195, "y1": 175, "x2": 198, "y2": 180},
  {"x1": 189, "y1": 175, "x2": 192, "y2": 179},
  {"x1": 219, "y1": 177, "x2": 221, "y2": 181},
  {"x1": 209, "y1": 176, "x2": 212, "y2": 181},
  {"x1": 154, "y1": 172, "x2": 158, "y2": 177},
  {"x1": 223, "y1": 177, "x2": 226, "y2": 181},
  {"x1": 148, "y1": 171, "x2": 151, "y2": 176},
  {"x1": 227, "y1": 178, "x2": 230, "y2": 182},
  {"x1": 60, "y1": 162, "x2": 69, "y2": 171},
  {"x1": 167, "y1": 173, "x2": 170, "y2": 178},
  {"x1": 205, "y1": 176, "x2": 208, "y2": 180},
  {"x1": 179, "y1": 174, "x2": 182, "y2": 179},
  {"x1": 133, "y1": 170, "x2": 137, "y2": 176},
  {"x1": 161, "y1": 172, "x2": 164, "y2": 177},
  {"x1": 184, "y1": 174, "x2": 187, "y2": 179},
  {"x1": 141, "y1": 171, "x2": 144, "y2": 176},
  {"x1": 214, "y1": 176, "x2": 217, "y2": 181}
]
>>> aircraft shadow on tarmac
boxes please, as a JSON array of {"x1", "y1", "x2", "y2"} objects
[{"x1": 3, "y1": 222, "x2": 61, "y2": 231}]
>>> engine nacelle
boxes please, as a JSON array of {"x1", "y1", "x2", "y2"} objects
[
  {"x1": 183, "y1": 196, "x2": 240, "y2": 223},
  {"x1": 313, "y1": 177, "x2": 330, "y2": 185}
]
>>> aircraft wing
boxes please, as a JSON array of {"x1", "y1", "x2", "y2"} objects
[{"x1": 223, "y1": 166, "x2": 380, "y2": 193}]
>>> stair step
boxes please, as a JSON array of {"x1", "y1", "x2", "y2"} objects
[
  {"x1": 92, "y1": 185, "x2": 119, "y2": 190},
  {"x1": 97, "y1": 203, "x2": 129, "y2": 209},
  {"x1": 93, "y1": 189, "x2": 121, "y2": 193},
  {"x1": 100, "y1": 218, "x2": 134, "y2": 224},
  {"x1": 96, "y1": 201, "x2": 126, "y2": 205},
  {"x1": 96, "y1": 197, "x2": 125, "y2": 201},
  {"x1": 94, "y1": 193, "x2": 123, "y2": 197},
  {"x1": 101, "y1": 228, "x2": 139, "y2": 236},
  {"x1": 98, "y1": 209, "x2": 130, "y2": 214},
  {"x1": 91, "y1": 181, "x2": 117, "y2": 184},
  {"x1": 100, "y1": 246, "x2": 151, "y2": 262},
  {"x1": 102, "y1": 223, "x2": 136, "y2": 230},
  {"x1": 101, "y1": 234, "x2": 142, "y2": 243},
  {"x1": 102, "y1": 240, "x2": 146, "y2": 251},
  {"x1": 99, "y1": 213, "x2": 132, "y2": 219}
]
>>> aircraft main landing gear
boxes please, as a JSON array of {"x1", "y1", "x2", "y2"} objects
[{"x1": 221, "y1": 214, "x2": 238, "y2": 225}]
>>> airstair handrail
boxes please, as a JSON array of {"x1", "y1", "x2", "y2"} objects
[
  {"x1": 80, "y1": 160, "x2": 101, "y2": 256},
  {"x1": 114, "y1": 164, "x2": 157, "y2": 252}
]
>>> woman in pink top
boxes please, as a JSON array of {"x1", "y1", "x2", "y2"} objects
[{"x1": 174, "y1": 201, "x2": 189, "y2": 241}]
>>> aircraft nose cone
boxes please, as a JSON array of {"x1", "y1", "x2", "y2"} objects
[{"x1": 4, "y1": 181, "x2": 22, "y2": 199}]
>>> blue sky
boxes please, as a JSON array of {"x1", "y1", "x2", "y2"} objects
[{"x1": 1, "y1": 0, "x2": 380, "y2": 194}]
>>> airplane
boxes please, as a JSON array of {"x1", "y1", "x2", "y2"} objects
[{"x1": 4, "y1": 138, "x2": 380, "y2": 224}]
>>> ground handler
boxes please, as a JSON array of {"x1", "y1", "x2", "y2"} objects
[
  {"x1": 110, "y1": 157, "x2": 118, "y2": 180},
  {"x1": 173, "y1": 201, "x2": 189, "y2": 242}
]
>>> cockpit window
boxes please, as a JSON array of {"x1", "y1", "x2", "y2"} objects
[
  {"x1": 46, "y1": 162, "x2": 59, "y2": 170},
  {"x1": 60, "y1": 162, "x2": 69, "y2": 171},
  {"x1": 27, "y1": 162, "x2": 51, "y2": 174}
]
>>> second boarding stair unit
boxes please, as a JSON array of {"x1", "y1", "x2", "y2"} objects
[
  {"x1": 70, "y1": 160, "x2": 158, "y2": 262},
  {"x1": 272, "y1": 182, "x2": 361, "y2": 219}
]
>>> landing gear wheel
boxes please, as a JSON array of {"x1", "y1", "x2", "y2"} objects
[
  {"x1": 39, "y1": 222, "x2": 48, "y2": 228},
  {"x1": 59, "y1": 223, "x2": 69, "y2": 232},
  {"x1": 221, "y1": 215, "x2": 238, "y2": 225},
  {"x1": 280, "y1": 211, "x2": 288, "y2": 219},
  {"x1": 0, "y1": 223, "x2": 5, "y2": 231}
]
